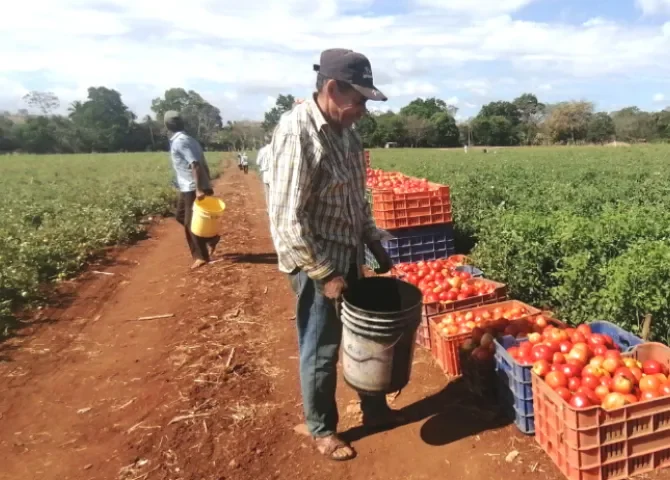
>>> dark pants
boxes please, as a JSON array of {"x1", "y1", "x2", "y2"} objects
[
  {"x1": 288, "y1": 265, "x2": 388, "y2": 437},
  {"x1": 243, "y1": 165, "x2": 249, "y2": 174},
  {"x1": 175, "y1": 190, "x2": 219, "y2": 262}
]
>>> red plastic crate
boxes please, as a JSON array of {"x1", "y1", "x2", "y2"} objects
[
  {"x1": 428, "y1": 300, "x2": 540, "y2": 377},
  {"x1": 371, "y1": 184, "x2": 452, "y2": 229},
  {"x1": 416, "y1": 316, "x2": 431, "y2": 349},
  {"x1": 422, "y1": 278, "x2": 507, "y2": 317},
  {"x1": 415, "y1": 278, "x2": 507, "y2": 351},
  {"x1": 533, "y1": 342, "x2": 670, "y2": 480}
]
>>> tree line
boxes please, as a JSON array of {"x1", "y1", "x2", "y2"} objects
[
  {"x1": 0, "y1": 88, "x2": 265, "y2": 154},
  {"x1": 2, "y1": 88, "x2": 669, "y2": 155}
]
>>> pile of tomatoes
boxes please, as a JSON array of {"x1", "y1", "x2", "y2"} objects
[
  {"x1": 510, "y1": 324, "x2": 670, "y2": 410},
  {"x1": 436, "y1": 304, "x2": 538, "y2": 338},
  {"x1": 393, "y1": 259, "x2": 497, "y2": 304},
  {"x1": 366, "y1": 168, "x2": 440, "y2": 194}
]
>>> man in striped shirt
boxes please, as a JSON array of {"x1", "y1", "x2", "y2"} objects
[{"x1": 267, "y1": 49, "x2": 397, "y2": 461}]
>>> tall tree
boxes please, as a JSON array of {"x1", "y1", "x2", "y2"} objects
[
  {"x1": 262, "y1": 94, "x2": 296, "y2": 133},
  {"x1": 544, "y1": 101, "x2": 594, "y2": 143},
  {"x1": 23, "y1": 91, "x2": 60, "y2": 115},
  {"x1": 400, "y1": 97, "x2": 457, "y2": 119},
  {"x1": 430, "y1": 112, "x2": 461, "y2": 147},
  {"x1": 610, "y1": 107, "x2": 655, "y2": 143},
  {"x1": 587, "y1": 112, "x2": 616, "y2": 144},
  {"x1": 513, "y1": 93, "x2": 545, "y2": 145},
  {"x1": 69, "y1": 87, "x2": 134, "y2": 152},
  {"x1": 151, "y1": 88, "x2": 222, "y2": 145}
]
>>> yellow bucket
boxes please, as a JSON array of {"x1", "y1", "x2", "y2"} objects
[{"x1": 191, "y1": 196, "x2": 226, "y2": 237}]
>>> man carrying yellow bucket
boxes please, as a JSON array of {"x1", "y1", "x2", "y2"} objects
[{"x1": 165, "y1": 111, "x2": 220, "y2": 270}]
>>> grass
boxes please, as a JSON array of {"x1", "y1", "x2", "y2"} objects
[{"x1": 0, "y1": 152, "x2": 224, "y2": 326}]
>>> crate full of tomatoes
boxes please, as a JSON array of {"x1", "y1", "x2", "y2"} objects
[
  {"x1": 496, "y1": 321, "x2": 644, "y2": 435},
  {"x1": 428, "y1": 300, "x2": 540, "y2": 377},
  {"x1": 393, "y1": 258, "x2": 507, "y2": 350},
  {"x1": 533, "y1": 341, "x2": 670, "y2": 480},
  {"x1": 365, "y1": 168, "x2": 452, "y2": 229}
]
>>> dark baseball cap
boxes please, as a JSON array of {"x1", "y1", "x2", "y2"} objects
[{"x1": 313, "y1": 48, "x2": 387, "y2": 101}]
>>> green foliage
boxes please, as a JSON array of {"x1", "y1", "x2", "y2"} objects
[
  {"x1": 0, "y1": 152, "x2": 222, "y2": 325},
  {"x1": 370, "y1": 145, "x2": 670, "y2": 342},
  {"x1": 262, "y1": 94, "x2": 296, "y2": 133}
]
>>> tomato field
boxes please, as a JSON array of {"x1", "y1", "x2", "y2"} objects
[
  {"x1": 0, "y1": 152, "x2": 221, "y2": 326},
  {"x1": 371, "y1": 145, "x2": 670, "y2": 343}
]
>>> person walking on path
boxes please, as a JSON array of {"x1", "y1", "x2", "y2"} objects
[
  {"x1": 267, "y1": 48, "x2": 400, "y2": 462},
  {"x1": 241, "y1": 152, "x2": 249, "y2": 174},
  {"x1": 256, "y1": 145, "x2": 271, "y2": 205},
  {"x1": 165, "y1": 111, "x2": 219, "y2": 270}
]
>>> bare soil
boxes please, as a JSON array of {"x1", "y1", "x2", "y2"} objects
[{"x1": 0, "y1": 160, "x2": 640, "y2": 480}]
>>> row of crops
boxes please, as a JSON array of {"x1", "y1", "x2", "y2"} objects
[
  {"x1": 370, "y1": 145, "x2": 670, "y2": 343},
  {"x1": 0, "y1": 152, "x2": 222, "y2": 326}
]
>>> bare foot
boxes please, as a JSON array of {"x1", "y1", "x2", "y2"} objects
[{"x1": 190, "y1": 259, "x2": 208, "y2": 270}]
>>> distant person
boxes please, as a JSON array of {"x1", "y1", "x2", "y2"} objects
[
  {"x1": 237, "y1": 152, "x2": 243, "y2": 170},
  {"x1": 464, "y1": 145, "x2": 468, "y2": 154},
  {"x1": 165, "y1": 110, "x2": 219, "y2": 270},
  {"x1": 241, "y1": 152, "x2": 249, "y2": 174},
  {"x1": 256, "y1": 145, "x2": 271, "y2": 205}
]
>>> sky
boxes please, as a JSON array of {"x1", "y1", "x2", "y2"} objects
[{"x1": 2, "y1": 0, "x2": 670, "y2": 122}]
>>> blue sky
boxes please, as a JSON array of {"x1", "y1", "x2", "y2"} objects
[{"x1": 1, "y1": 0, "x2": 670, "y2": 121}]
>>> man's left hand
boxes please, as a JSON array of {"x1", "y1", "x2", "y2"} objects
[
  {"x1": 368, "y1": 241, "x2": 392, "y2": 274},
  {"x1": 196, "y1": 189, "x2": 206, "y2": 201}
]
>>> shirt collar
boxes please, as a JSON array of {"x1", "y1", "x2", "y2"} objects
[
  {"x1": 306, "y1": 95, "x2": 329, "y2": 132},
  {"x1": 170, "y1": 131, "x2": 183, "y2": 142}
]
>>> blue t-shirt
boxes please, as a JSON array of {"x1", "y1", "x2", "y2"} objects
[{"x1": 169, "y1": 132, "x2": 212, "y2": 192}]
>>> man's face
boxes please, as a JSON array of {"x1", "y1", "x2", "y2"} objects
[{"x1": 328, "y1": 81, "x2": 368, "y2": 128}]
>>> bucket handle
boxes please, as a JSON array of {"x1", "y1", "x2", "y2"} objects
[{"x1": 342, "y1": 333, "x2": 405, "y2": 363}]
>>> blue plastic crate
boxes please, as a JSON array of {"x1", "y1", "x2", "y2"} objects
[
  {"x1": 494, "y1": 336, "x2": 534, "y2": 383},
  {"x1": 495, "y1": 366, "x2": 533, "y2": 399},
  {"x1": 501, "y1": 403, "x2": 535, "y2": 435},
  {"x1": 590, "y1": 320, "x2": 643, "y2": 352},
  {"x1": 498, "y1": 383, "x2": 534, "y2": 416},
  {"x1": 366, "y1": 224, "x2": 455, "y2": 268}
]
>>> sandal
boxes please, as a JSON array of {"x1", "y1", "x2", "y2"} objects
[{"x1": 314, "y1": 435, "x2": 356, "y2": 462}]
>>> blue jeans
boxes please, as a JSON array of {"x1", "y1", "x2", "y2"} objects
[{"x1": 288, "y1": 266, "x2": 388, "y2": 437}]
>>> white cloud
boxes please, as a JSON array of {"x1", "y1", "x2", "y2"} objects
[
  {"x1": 446, "y1": 96, "x2": 459, "y2": 105},
  {"x1": 654, "y1": 93, "x2": 666, "y2": 102},
  {"x1": 637, "y1": 0, "x2": 670, "y2": 15},
  {"x1": 414, "y1": 0, "x2": 537, "y2": 16},
  {"x1": 538, "y1": 83, "x2": 553, "y2": 91},
  {"x1": 3, "y1": 0, "x2": 670, "y2": 119}
]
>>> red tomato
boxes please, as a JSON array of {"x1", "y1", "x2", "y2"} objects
[
  {"x1": 613, "y1": 367, "x2": 635, "y2": 383},
  {"x1": 568, "y1": 377, "x2": 582, "y2": 392},
  {"x1": 555, "y1": 387, "x2": 572, "y2": 402},
  {"x1": 581, "y1": 374, "x2": 600, "y2": 390},
  {"x1": 570, "y1": 393, "x2": 592, "y2": 409},
  {"x1": 546, "y1": 371, "x2": 569, "y2": 389},
  {"x1": 612, "y1": 375, "x2": 634, "y2": 395},
  {"x1": 576, "y1": 324, "x2": 592, "y2": 337},
  {"x1": 641, "y1": 390, "x2": 661, "y2": 401},
  {"x1": 561, "y1": 364, "x2": 582, "y2": 379},
  {"x1": 639, "y1": 376, "x2": 662, "y2": 393},
  {"x1": 642, "y1": 360, "x2": 666, "y2": 376},
  {"x1": 553, "y1": 352, "x2": 566, "y2": 364},
  {"x1": 532, "y1": 360, "x2": 551, "y2": 378},
  {"x1": 660, "y1": 383, "x2": 670, "y2": 396}
]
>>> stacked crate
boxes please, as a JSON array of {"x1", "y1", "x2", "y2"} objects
[{"x1": 365, "y1": 152, "x2": 461, "y2": 352}]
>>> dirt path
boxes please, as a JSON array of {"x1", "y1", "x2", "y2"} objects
[{"x1": 1, "y1": 160, "x2": 574, "y2": 480}]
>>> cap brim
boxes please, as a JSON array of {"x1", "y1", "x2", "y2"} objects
[{"x1": 352, "y1": 84, "x2": 387, "y2": 102}]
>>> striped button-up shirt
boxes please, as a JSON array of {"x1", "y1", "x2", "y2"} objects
[{"x1": 267, "y1": 96, "x2": 380, "y2": 280}]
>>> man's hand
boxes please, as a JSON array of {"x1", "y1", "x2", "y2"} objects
[
  {"x1": 323, "y1": 276, "x2": 347, "y2": 299},
  {"x1": 368, "y1": 241, "x2": 393, "y2": 274},
  {"x1": 196, "y1": 189, "x2": 206, "y2": 201}
]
